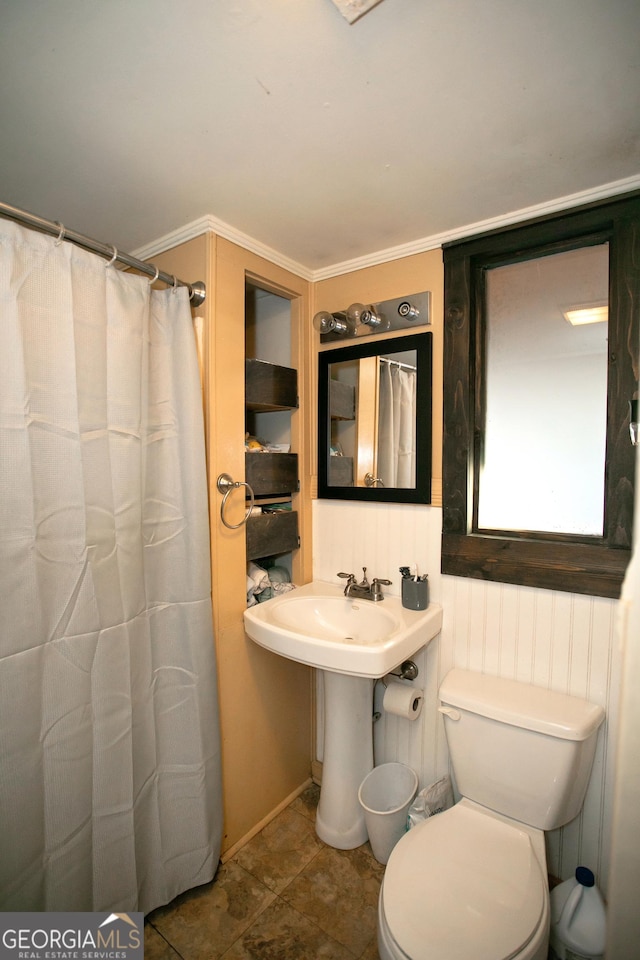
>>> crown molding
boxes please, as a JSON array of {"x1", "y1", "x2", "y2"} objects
[
  {"x1": 133, "y1": 173, "x2": 640, "y2": 283},
  {"x1": 132, "y1": 213, "x2": 315, "y2": 281},
  {"x1": 311, "y1": 173, "x2": 640, "y2": 280}
]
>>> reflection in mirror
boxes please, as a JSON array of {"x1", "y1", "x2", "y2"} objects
[
  {"x1": 329, "y1": 350, "x2": 416, "y2": 488},
  {"x1": 478, "y1": 243, "x2": 609, "y2": 536},
  {"x1": 318, "y1": 333, "x2": 432, "y2": 503}
]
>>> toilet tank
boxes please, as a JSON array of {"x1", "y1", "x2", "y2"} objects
[{"x1": 439, "y1": 669, "x2": 605, "y2": 831}]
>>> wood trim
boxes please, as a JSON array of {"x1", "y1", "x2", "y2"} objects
[
  {"x1": 442, "y1": 533, "x2": 629, "y2": 599},
  {"x1": 442, "y1": 193, "x2": 640, "y2": 598},
  {"x1": 219, "y1": 778, "x2": 314, "y2": 863}
]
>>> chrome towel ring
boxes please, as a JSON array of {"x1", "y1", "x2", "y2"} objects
[
  {"x1": 217, "y1": 473, "x2": 255, "y2": 529},
  {"x1": 364, "y1": 472, "x2": 384, "y2": 487}
]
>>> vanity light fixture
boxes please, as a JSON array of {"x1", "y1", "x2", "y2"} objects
[{"x1": 315, "y1": 290, "x2": 431, "y2": 343}]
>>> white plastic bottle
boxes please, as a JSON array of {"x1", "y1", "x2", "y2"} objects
[{"x1": 549, "y1": 866, "x2": 607, "y2": 960}]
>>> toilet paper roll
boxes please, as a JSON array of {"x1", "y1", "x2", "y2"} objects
[{"x1": 383, "y1": 680, "x2": 423, "y2": 720}]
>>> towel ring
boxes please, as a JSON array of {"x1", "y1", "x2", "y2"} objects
[
  {"x1": 364, "y1": 472, "x2": 384, "y2": 487},
  {"x1": 217, "y1": 473, "x2": 255, "y2": 529}
]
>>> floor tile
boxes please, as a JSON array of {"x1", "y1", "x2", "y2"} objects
[
  {"x1": 148, "y1": 861, "x2": 276, "y2": 960},
  {"x1": 233, "y1": 806, "x2": 324, "y2": 894},
  {"x1": 288, "y1": 782, "x2": 321, "y2": 822},
  {"x1": 219, "y1": 898, "x2": 355, "y2": 960},
  {"x1": 358, "y1": 937, "x2": 381, "y2": 960},
  {"x1": 280, "y1": 844, "x2": 384, "y2": 957},
  {"x1": 143, "y1": 923, "x2": 182, "y2": 960},
  {"x1": 145, "y1": 786, "x2": 385, "y2": 960}
]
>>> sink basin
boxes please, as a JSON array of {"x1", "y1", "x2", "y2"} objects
[
  {"x1": 244, "y1": 579, "x2": 444, "y2": 849},
  {"x1": 243, "y1": 580, "x2": 443, "y2": 678}
]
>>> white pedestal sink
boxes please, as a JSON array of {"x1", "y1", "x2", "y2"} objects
[{"x1": 243, "y1": 580, "x2": 443, "y2": 849}]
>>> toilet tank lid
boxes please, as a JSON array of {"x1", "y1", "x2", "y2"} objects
[{"x1": 439, "y1": 669, "x2": 605, "y2": 741}]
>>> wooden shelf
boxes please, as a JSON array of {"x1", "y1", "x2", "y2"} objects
[
  {"x1": 246, "y1": 511, "x2": 299, "y2": 561},
  {"x1": 246, "y1": 452, "x2": 298, "y2": 496},
  {"x1": 329, "y1": 457, "x2": 353, "y2": 487},
  {"x1": 246, "y1": 359, "x2": 298, "y2": 411},
  {"x1": 330, "y1": 380, "x2": 355, "y2": 420},
  {"x1": 244, "y1": 359, "x2": 299, "y2": 561}
]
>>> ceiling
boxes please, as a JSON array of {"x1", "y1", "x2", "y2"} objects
[{"x1": 1, "y1": 0, "x2": 639, "y2": 277}]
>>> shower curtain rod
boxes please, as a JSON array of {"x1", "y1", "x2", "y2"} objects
[
  {"x1": 380, "y1": 355, "x2": 416, "y2": 372},
  {"x1": 0, "y1": 200, "x2": 206, "y2": 307}
]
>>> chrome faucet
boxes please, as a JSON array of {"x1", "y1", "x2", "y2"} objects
[{"x1": 337, "y1": 567, "x2": 392, "y2": 602}]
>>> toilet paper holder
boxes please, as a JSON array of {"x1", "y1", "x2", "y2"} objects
[
  {"x1": 388, "y1": 660, "x2": 419, "y2": 682},
  {"x1": 373, "y1": 660, "x2": 419, "y2": 722}
]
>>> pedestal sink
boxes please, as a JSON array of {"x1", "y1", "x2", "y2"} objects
[{"x1": 243, "y1": 581, "x2": 443, "y2": 849}]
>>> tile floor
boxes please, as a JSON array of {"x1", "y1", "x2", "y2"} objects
[{"x1": 145, "y1": 783, "x2": 383, "y2": 960}]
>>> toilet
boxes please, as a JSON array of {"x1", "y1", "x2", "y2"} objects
[{"x1": 378, "y1": 668, "x2": 605, "y2": 960}]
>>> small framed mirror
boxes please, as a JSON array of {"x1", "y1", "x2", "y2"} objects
[{"x1": 318, "y1": 332, "x2": 432, "y2": 503}]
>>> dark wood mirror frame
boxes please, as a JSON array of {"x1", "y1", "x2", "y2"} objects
[
  {"x1": 318, "y1": 332, "x2": 433, "y2": 503},
  {"x1": 442, "y1": 192, "x2": 640, "y2": 599}
]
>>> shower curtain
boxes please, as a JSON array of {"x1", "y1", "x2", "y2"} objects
[
  {"x1": 0, "y1": 220, "x2": 222, "y2": 913},
  {"x1": 377, "y1": 361, "x2": 416, "y2": 488}
]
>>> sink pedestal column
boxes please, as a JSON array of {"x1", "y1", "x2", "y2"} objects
[{"x1": 315, "y1": 671, "x2": 374, "y2": 849}]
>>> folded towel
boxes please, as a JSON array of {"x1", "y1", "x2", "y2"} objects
[
  {"x1": 247, "y1": 561, "x2": 270, "y2": 606},
  {"x1": 248, "y1": 561, "x2": 269, "y2": 590}
]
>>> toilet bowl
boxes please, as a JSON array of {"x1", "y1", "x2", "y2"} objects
[
  {"x1": 377, "y1": 799, "x2": 549, "y2": 960},
  {"x1": 377, "y1": 669, "x2": 604, "y2": 960}
]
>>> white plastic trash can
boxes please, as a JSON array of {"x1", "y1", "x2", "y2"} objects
[{"x1": 358, "y1": 762, "x2": 418, "y2": 864}]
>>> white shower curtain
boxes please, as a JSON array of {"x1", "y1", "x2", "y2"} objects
[
  {"x1": 377, "y1": 361, "x2": 416, "y2": 487},
  {"x1": 0, "y1": 221, "x2": 222, "y2": 913}
]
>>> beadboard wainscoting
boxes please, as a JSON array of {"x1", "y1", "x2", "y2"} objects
[{"x1": 312, "y1": 499, "x2": 621, "y2": 893}]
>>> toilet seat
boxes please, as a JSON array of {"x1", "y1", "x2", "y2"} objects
[{"x1": 380, "y1": 800, "x2": 547, "y2": 960}]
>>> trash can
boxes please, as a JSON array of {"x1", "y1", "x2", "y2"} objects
[{"x1": 358, "y1": 762, "x2": 418, "y2": 864}]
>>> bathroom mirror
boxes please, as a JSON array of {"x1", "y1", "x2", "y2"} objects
[
  {"x1": 441, "y1": 192, "x2": 640, "y2": 597},
  {"x1": 318, "y1": 332, "x2": 432, "y2": 503}
]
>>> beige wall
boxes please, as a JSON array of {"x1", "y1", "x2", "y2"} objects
[{"x1": 151, "y1": 235, "x2": 313, "y2": 858}]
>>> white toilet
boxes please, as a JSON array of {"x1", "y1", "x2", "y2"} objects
[{"x1": 378, "y1": 668, "x2": 605, "y2": 960}]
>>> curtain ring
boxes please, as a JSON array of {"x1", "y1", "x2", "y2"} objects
[
  {"x1": 105, "y1": 245, "x2": 118, "y2": 268},
  {"x1": 148, "y1": 264, "x2": 160, "y2": 286},
  {"x1": 172, "y1": 275, "x2": 179, "y2": 293},
  {"x1": 54, "y1": 221, "x2": 66, "y2": 245}
]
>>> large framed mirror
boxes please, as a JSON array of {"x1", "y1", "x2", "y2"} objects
[
  {"x1": 442, "y1": 192, "x2": 640, "y2": 598},
  {"x1": 318, "y1": 332, "x2": 432, "y2": 503}
]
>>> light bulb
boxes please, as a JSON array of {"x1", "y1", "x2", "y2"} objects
[
  {"x1": 346, "y1": 302, "x2": 367, "y2": 324},
  {"x1": 362, "y1": 307, "x2": 384, "y2": 327},
  {"x1": 398, "y1": 301, "x2": 420, "y2": 320},
  {"x1": 313, "y1": 311, "x2": 348, "y2": 335},
  {"x1": 347, "y1": 302, "x2": 384, "y2": 328}
]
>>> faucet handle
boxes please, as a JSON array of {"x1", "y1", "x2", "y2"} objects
[
  {"x1": 337, "y1": 571, "x2": 356, "y2": 582},
  {"x1": 371, "y1": 576, "x2": 392, "y2": 600}
]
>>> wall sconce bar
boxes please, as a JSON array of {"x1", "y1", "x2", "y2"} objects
[{"x1": 314, "y1": 290, "x2": 431, "y2": 343}]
